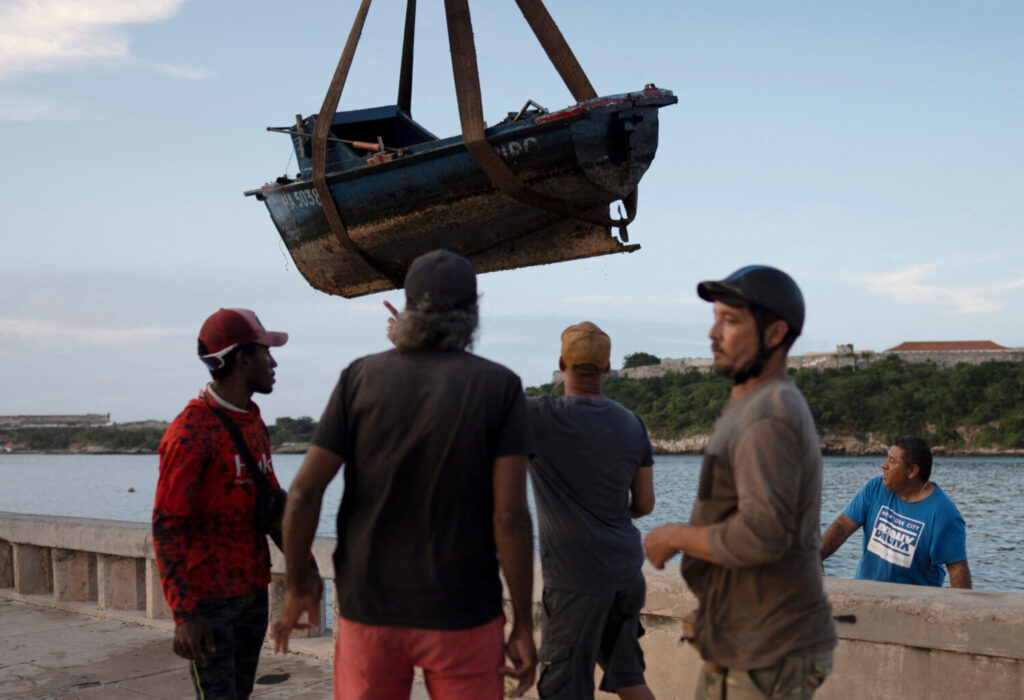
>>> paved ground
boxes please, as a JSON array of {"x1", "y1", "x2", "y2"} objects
[{"x1": 0, "y1": 598, "x2": 430, "y2": 699}]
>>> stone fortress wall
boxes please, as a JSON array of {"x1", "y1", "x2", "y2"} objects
[
  {"x1": 600, "y1": 341, "x2": 1024, "y2": 381},
  {"x1": 0, "y1": 413, "x2": 112, "y2": 430}
]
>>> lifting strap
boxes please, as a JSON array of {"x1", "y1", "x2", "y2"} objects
[
  {"x1": 397, "y1": 0, "x2": 416, "y2": 115},
  {"x1": 513, "y1": 0, "x2": 596, "y2": 103},
  {"x1": 444, "y1": 0, "x2": 635, "y2": 230},
  {"x1": 311, "y1": 0, "x2": 405, "y2": 286},
  {"x1": 310, "y1": 0, "x2": 635, "y2": 289}
]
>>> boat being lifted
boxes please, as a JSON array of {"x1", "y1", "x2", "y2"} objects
[{"x1": 245, "y1": 0, "x2": 676, "y2": 298}]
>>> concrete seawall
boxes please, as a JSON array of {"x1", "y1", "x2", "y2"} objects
[{"x1": 2, "y1": 512, "x2": 1023, "y2": 699}]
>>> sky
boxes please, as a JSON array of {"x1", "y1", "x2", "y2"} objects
[{"x1": 1, "y1": 0, "x2": 1022, "y2": 423}]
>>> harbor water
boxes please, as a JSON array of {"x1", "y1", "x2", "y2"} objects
[{"x1": 0, "y1": 453, "x2": 1019, "y2": 592}]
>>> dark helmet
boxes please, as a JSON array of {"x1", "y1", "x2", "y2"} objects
[{"x1": 697, "y1": 265, "x2": 804, "y2": 337}]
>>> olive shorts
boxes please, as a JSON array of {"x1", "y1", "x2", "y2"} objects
[{"x1": 696, "y1": 647, "x2": 834, "y2": 700}]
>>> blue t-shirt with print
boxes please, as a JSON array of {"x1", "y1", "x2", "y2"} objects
[{"x1": 843, "y1": 476, "x2": 967, "y2": 587}]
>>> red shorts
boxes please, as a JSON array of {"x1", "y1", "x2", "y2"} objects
[{"x1": 333, "y1": 615, "x2": 505, "y2": 699}]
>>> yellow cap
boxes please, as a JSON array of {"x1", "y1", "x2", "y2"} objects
[{"x1": 561, "y1": 322, "x2": 611, "y2": 376}]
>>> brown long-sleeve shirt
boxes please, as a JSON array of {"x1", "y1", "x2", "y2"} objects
[{"x1": 682, "y1": 377, "x2": 836, "y2": 669}]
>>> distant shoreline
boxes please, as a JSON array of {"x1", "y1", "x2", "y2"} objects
[
  {"x1": 651, "y1": 433, "x2": 1024, "y2": 456},
  {"x1": 2, "y1": 446, "x2": 311, "y2": 456},
  {"x1": 6, "y1": 444, "x2": 1024, "y2": 458}
]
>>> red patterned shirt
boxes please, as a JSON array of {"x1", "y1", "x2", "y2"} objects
[{"x1": 152, "y1": 389, "x2": 281, "y2": 623}]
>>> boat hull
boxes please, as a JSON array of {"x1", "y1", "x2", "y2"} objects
[{"x1": 249, "y1": 87, "x2": 676, "y2": 297}]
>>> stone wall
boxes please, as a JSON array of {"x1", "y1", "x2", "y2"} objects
[
  {"x1": 550, "y1": 346, "x2": 1022, "y2": 384},
  {"x1": 887, "y1": 349, "x2": 1024, "y2": 368},
  {"x1": 2, "y1": 512, "x2": 1023, "y2": 699},
  {"x1": 0, "y1": 414, "x2": 112, "y2": 429}
]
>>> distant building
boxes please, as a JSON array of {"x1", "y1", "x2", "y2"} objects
[
  {"x1": 883, "y1": 341, "x2": 1023, "y2": 368},
  {"x1": 0, "y1": 414, "x2": 113, "y2": 430}
]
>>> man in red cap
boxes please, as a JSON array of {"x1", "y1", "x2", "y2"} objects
[
  {"x1": 153, "y1": 308, "x2": 312, "y2": 699},
  {"x1": 273, "y1": 250, "x2": 537, "y2": 700}
]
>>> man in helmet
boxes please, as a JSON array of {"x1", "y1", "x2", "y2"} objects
[{"x1": 644, "y1": 266, "x2": 836, "y2": 699}]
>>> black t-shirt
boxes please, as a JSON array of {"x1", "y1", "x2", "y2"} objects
[{"x1": 312, "y1": 348, "x2": 531, "y2": 629}]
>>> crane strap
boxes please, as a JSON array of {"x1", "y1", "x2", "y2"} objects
[
  {"x1": 513, "y1": 0, "x2": 596, "y2": 103},
  {"x1": 444, "y1": 0, "x2": 635, "y2": 230},
  {"x1": 311, "y1": 0, "x2": 406, "y2": 286}
]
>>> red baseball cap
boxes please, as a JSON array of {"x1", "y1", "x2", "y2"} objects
[{"x1": 198, "y1": 308, "x2": 288, "y2": 370}]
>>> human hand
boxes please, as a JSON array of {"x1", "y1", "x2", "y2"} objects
[
  {"x1": 383, "y1": 300, "x2": 399, "y2": 345},
  {"x1": 173, "y1": 617, "x2": 214, "y2": 664},
  {"x1": 644, "y1": 524, "x2": 683, "y2": 569},
  {"x1": 271, "y1": 591, "x2": 319, "y2": 654},
  {"x1": 498, "y1": 624, "x2": 537, "y2": 697}
]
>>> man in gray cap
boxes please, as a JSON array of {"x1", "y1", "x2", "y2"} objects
[
  {"x1": 644, "y1": 265, "x2": 836, "y2": 699},
  {"x1": 273, "y1": 250, "x2": 537, "y2": 699}
]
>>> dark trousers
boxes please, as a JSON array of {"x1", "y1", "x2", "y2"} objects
[{"x1": 190, "y1": 589, "x2": 268, "y2": 700}]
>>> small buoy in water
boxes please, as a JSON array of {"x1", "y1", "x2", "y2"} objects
[{"x1": 127, "y1": 487, "x2": 135, "y2": 493}]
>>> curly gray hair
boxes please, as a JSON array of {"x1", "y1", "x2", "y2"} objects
[{"x1": 392, "y1": 297, "x2": 479, "y2": 351}]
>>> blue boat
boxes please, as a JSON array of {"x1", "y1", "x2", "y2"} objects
[{"x1": 245, "y1": 85, "x2": 676, "y2": 298}]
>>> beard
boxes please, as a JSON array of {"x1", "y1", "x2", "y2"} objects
[{"x1": 711, "y1": 342, "x2": 743, "y2": 380}]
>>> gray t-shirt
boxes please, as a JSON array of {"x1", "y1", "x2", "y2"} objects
[
  {"x1": 682, "y1": 376, "x2": 836, "y2": 669},
  {"x1": 527, "y1": 395, "x2": 653, "y2": 593}
]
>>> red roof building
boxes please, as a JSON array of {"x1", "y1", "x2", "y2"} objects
[{"x1": 884, "y1": 341, "x2": 1011, "y2": 352}]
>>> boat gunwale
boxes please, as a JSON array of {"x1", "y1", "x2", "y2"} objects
[{"x1": 246, "y1": 87, "x2": 676, "y2": 199}]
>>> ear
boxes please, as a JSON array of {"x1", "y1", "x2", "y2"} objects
[
  {"x1": 558, "y1": 357, "x2": 567, "y2": 372},
  {"x1": 764, "y1": 319, "x2": 790, "y2": 348},
  {"x1": 907, "y1": 463, "x2": 921, "y2": 481},
  {"x1": 603, "y1": 362, "x2": 611, "y2": 375}
]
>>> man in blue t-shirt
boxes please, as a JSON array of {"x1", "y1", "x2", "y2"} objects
[{"x1": 820, "y1": 436, "x2": 972, "y2": 588}]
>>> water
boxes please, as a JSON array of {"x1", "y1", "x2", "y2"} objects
[{"x1": 1, "y1": 453, "x2": 1020, "y2": 592}]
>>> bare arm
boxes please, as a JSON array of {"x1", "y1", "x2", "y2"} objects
[
  {"x1": 492, "y1": 453, "x2": 537, "y2": 697},
  {"x1": 820, "y1": 514, "x2": 859, "y2": 561},
  {"x1": 643, "y1": 522, "x2": 716, "y2": 568},
  {"x1": 272, "y1": 445, "x2": 343, "y2": 653},
  {"x1": 628, "y1": 466, "x2": 655, "y2": 518},
  {"x1": 947, "y1": 560, "x2": 973, "y2": 589}
]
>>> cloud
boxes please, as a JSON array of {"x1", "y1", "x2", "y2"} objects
[
  {"x1": 0, "y1": 0, "x2": 191, "y2": 78},
  {"x1": 0, "y1": 316, "x2": 172, "y2": 349},
  {"x1": 137, "y1": 57, "x2": 210, "y2": 80},
  {"x1": 0, "y1": 93, "x2": 56, "y2": 120},
  {"x1": 857, "y1": 264, "x2": 1020, "y2": 315}
]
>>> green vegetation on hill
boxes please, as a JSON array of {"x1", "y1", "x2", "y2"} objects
[
  {"x1": 7, "y1": 359, "x2": 1023, "y2": 452},
  {"x1": 267, "y1": 416, "x2": 317, "y2": 445},
  {"x1": 529, "y1": 357, "x2": 1024, "y2": 448},
  {"x1": 10, "y1": 426, "x2": 166, "y2": 452},
  {"x1": 622, "y1": 352, "x2": 661, "y2": 369},
  {"x1": 4, "y1": 416, "x2": 319, "y2": 453},
  {"x1": 793, "y1": 357, "x2": 1024, "y2": 447}
]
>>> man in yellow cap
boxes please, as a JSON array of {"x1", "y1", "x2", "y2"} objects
[{"x1": 527, "y1": 321, "x2": 656, "y2": 700}]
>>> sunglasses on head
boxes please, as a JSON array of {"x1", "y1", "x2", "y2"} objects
[{"x1": 200, "y1": 343, "x2": 239, "y2": 371}]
